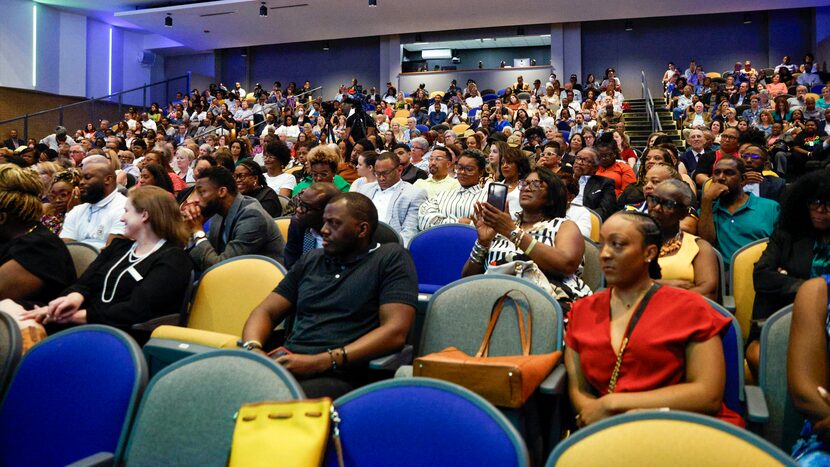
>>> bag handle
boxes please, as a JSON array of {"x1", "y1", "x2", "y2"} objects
[{"x1": 475, "y1": 290, "x2": 533, "y2": 358}]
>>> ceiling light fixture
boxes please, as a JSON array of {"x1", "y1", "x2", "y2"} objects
[
  {"x1": 369, "y1": 0, "x2": 377, "y2": 6},
  {"x1": 164, "y1": 13, "x2": 172, "y2": 27},
  {"x1": 743, "y1": 13, "x2": 752, "y2": 24},
  {"x1": 624, "y1": 20, "x2": 633, "y2": 31},
  {"x1": 260, "y1": 2, "x2": 267, "y2": 16}
]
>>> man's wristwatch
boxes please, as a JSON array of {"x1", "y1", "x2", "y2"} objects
[
  {"x1": 238, "y1": 339, "x2": 263, "y2": 351},
  {"x1": 192, "y1": 230, "x2": 206, "y2": 241}
]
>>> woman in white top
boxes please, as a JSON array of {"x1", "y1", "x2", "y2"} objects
[
  {"x1": 174, "y1": 147, "x2": 195, "y2": 183},
  {"x1": 499, "y1": 145, "x2": 531, "y2": 220},
  {"x1": 462, "y1": 167, "x2": 592, "y2": 305},
  {"x1": 262, "y1": 141, "x2": 296, "y2": 197},
  {"x1": 349, "y1": 151, "x2": 378, "y2": 193}
]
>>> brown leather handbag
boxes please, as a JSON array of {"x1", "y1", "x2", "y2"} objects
[{"x1": 413, "y1": 290, "x2": 561, "y2": 408}]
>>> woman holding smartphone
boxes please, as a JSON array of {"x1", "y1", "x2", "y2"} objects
[{"x1": 462, "y1": 167, "x2": 592, "y2": 306}]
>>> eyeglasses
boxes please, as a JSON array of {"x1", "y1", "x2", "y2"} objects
[
  {"x1": 233, "y1": 172, "x2": 253, "y2": 180},
  {"x1": 720, "y1": 134, "x2": 738, "y2": 140},
  {"x1": 373, "y1": 166, "x2": 400, "y2": 178},
  {"x1": 808, "y1": 199, "x2": 830, "y2": 211},
  {"x1": 741, "y1": 153, "x2": 763, "y2": 161},
  {"x1": 518, "y1": 179, "x2": 546, "y2": 192},
  {"x1": 296, "y1": 200, "x2": 321, "y2": 213},
  {"x1": 456, "y1": 165, "x2": 479, "y2": 175},
  {"x1": 647, "y1": 194, "x2": 686, "y2": 210},
  {"x1": 574, "y1": 157, "x2": 595, "y2": 165}
]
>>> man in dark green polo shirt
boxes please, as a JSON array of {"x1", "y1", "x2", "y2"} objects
[
  {"x1": 241, "y1": 192, "x2": 418, "y2": 398},
  {"x1": 698, "y1": 156, "x2": 780, "y2": 268}
]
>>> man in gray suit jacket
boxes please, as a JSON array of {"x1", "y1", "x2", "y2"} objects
[
  {"x1": 183, "y1": 166, "x2": 284, "y2": 272},
  {"x1": 357, "y1": 151, "x2": 427, "y2": 246}
]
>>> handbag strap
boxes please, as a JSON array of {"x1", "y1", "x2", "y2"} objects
[
  {"x1": 607, "y1": 283, "x2": 661, "y2": 394},
  {"x1": 475, "y1": 290, "x2": 533, "y2": 358}
]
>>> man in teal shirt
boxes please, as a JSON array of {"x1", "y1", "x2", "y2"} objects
[{"x1": 698, "y1": 156, "x2": 779, "y2": 268}]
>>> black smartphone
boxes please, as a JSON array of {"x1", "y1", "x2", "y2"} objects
[{"x1": 487, "y1": 182, "x2": 508, "y2": 212}]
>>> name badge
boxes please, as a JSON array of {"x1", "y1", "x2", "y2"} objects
[{"x1": 127, "y1": 267, "x2": 143, "y2": 282}]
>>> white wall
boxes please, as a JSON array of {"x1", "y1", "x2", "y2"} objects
[
  {"x1": 59, "y1": 12, "x2": 87, "y2": 97},
  {"x1": 0, "y1": 0, "x2": 37, "y2": 91}
]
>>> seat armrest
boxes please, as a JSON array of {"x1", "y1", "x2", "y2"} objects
[
  {"x1": 131, "y1": 314, "x2": 182, "y2": 332},
  {"x1": 369, "y1": 345, "x2": 413, "y2": 371},
  {"x1": 67, "y1": 452, "x2": 114, "y2": 467},
  {"x1": 745, "y1": 385, "x2": 769, "y2": 423},
  {"x1": 539, "y1": 364, "x2": 567, "y2": 395},
  {"x1": 722, "y1": 295, "x2": 735, "y2": 313}
]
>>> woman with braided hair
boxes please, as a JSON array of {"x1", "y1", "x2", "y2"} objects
[{"x1": 0, "y1": 163, "x2": 75, "y2": 304}]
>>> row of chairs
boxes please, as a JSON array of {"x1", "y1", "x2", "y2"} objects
[{"x1": 0, "y1": 287, "x2": 798, "y2": 465}]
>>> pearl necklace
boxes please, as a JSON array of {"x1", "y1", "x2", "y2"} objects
[{"x1": 100, "y1": 239, "x2": 166, "y2": 303}]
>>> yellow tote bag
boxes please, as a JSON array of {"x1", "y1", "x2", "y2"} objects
[{"x1": 228, "y1": 398, "x2": 342, "y2": 467}]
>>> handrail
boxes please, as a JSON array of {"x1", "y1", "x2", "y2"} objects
[
  {"x1": 0, "y1": 74, "x2": 191, "y2": 128},
  {"x1": 640, "y1": 71, "x2": 662, "y2": 132}
]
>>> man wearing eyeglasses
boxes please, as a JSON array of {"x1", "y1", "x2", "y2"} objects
[
  {"x1": 413, "y1": 146, "x2": 460, "y2": 198},
  {"x1": 357, "y1": 151, "x2": 427, "y2": 246},
  {"x1": 418, "y1": 149, "x2": 488, "y2": 231},
  {"x1": 283, "y1": 183, "x2": 342, "y2": 269},
  {"x1": 571, "y1": 148, "x2": 617, "y2": 221},
  {"x1": 694, "y1": 127, "x2": 740, "y2": 185},
  {"x1": 740, "y1": 145, "x2": 785, "y2": 202}
]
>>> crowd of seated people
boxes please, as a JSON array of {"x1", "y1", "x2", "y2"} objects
[
  {"x1": 0, "y1": 61, "x2": 829, "y2": 462},
  {"x1": 664, "y1": 54, "x2": 830, "y2": 180}
]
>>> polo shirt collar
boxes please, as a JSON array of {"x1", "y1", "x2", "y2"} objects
[
  {"x1": 92, "y1": 189, "x2": 120, "y2": 210},
  {"x1": 714, "y1": 193, "x2": 757, "y2": 215}
]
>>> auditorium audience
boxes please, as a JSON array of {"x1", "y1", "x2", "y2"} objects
[
  {"x1": 242, "y1": 192, "x2": 418, "y2": 398},
  {"x1": 413, "y1": 145, "x2": 460, "y2": 198},
  {"x1": 418, "y1": 149, "x2": 487, "y2": 230},
  {"x1": 182, "y1": 166, "x2": 284, "y2": 271},
  {"x1": 292, "y1": 144, "x2": 350, "y2": 196},
  {"x1": 40, "y1": 168, "x2": 81, "y2": 235},
  {"x1": 565, "y1": 211, "x2": 742, "y2": 427}
]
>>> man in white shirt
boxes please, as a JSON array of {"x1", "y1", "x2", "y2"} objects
[
  {"x1": 357, "y1": 152, "x2": 427, "y2": 245},
  {"x1": 60, "y1": 156, "x2": 126, "y2": 250},
  {"x1": 414, "y1": 146, "x2": 460, "y2": 198},
  {"x1": 140, "y1": 113, "x2": 157, "y2": 132}
]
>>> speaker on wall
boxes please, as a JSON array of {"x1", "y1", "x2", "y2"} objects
[{"x1": 139, "y1": 51, "x2": 157, "y2": 67}]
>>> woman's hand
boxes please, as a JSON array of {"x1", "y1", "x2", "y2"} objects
[
  {"x1": 478, "y1": 201, "x2": 515, "y2": 238},
  {"x1": 472, "y1": 203, "x2": 497, "y2": 247},
  {"x1": 577, "y1": 395, "x2": 616, "y2": 427},
  {"x1": 813, "y1": 387, "x2": 830, "y2": 443},
  {"x1": 46, "y1": 292, "x2": 85, "y2": 322}
]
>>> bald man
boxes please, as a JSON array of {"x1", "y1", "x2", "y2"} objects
[
  {"x1": 60, "y1": 156, "x2": 126, "y2": 249},
  {"x1": 242, "y1": 192, "x2": 418, "y2": 398}
]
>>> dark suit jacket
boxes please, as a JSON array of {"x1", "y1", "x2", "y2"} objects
[
  {"x1": 582, "y1": 175, "x2": 617, "y2": 220},
  {"x1": 759, "y1": 175, "x2": 786, "y2": 202},
  {"x1": 283, "y1": 218, "x2": 306, "y2": 269},
  {"x1": 3, "y1": 138, "x2": 24, "y2": 150},
  {"x1": 753, "y1": 229, "x2": 814, "y2": 323},
  {"x1": 401, "y1": 163, "x2": 427, "y2": 184},
  {"x1": 693, "y1": 151, "x2": 718, "y2": 181},
  {"x1": 680, "y1": 149, "x2": 712, "y2": 174},
  {"x1": 189, "y1": 195, "x2": 284, "y2": 271}
]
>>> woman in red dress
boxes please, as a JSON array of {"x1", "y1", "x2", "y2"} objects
[{"x1": 565, "y1": 211, "x2": 743, "y2": 428}]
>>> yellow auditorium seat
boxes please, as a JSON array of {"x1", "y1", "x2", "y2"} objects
[
  {"x1": 274, "y1": 217, "x2": 291, "y2": 244},
  {"x1": 586, "y1": 208, "x2": 601, "y2": 243},
  {"x1": 394, "y1": 109, "x2": 410, "y2": 118},
  {"x1": 392, "y1": 117, "x2": 409, "y2": 127},
  {"x1": 727, "y1": 238, "x2": 769, "y2": 341},
  {"x1": 547, "y1": 411, "x2": 793, "y2": 466}
]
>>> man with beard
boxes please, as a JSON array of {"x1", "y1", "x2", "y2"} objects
[
  {"x1": 241, "y1": 192, "x2": 417, "y2": 398},
  {"x1": 182, "y1": 166, "x2": 284, "y2": 272},
  {"x1": 59, "y1": 156, "x2": 126, "y2": 249},
  {"x1": 283, "y1": 182, "x2": 342, "y2": 269},
  {"x1": 413, "y1": 146, "x2": 460, "y2": 198}
]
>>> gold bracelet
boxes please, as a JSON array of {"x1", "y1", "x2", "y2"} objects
[{"x1": 524, "y1": 238, "x2": 538, "y2": 255}]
